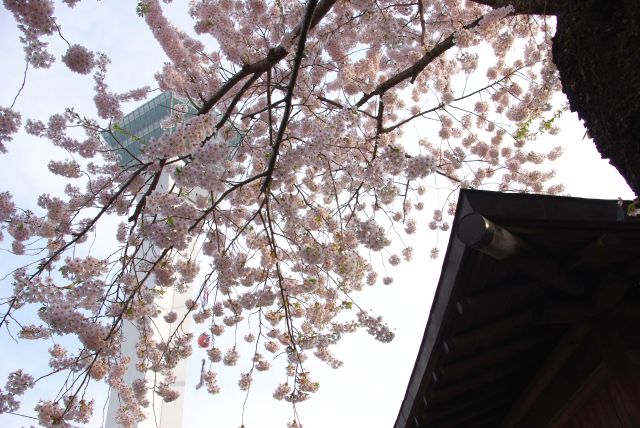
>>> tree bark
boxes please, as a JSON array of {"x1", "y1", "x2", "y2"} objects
[
  {"x1": 470, "y1": 0, "x2": 562, "y2": 15},
  {"x1": 552, "y1": 0, "x2": 640, "y2": 194}
]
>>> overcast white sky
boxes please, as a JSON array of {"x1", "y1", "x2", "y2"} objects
[{"x1": 0, "y1": 2, "x2": 635, "y2": 428}]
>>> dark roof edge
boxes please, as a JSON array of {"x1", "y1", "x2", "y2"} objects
[
  {"x1": 392, "y1": 190, "x2": 475, "y2": 428},
  {"x1": 461, "y1": 189, "x2": 634, "y2": 225},
  {"x1": 392, "y1": 189, "x2": 637, "y2": 428}
]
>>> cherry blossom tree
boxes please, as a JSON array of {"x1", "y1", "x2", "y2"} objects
[{"x1": 0, "y1": 0, "x2": 568, "y2": 426}]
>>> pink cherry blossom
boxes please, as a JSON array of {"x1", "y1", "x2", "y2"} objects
[
  {"x1": 61, "y1": 44, "x2": 95, "y2": 74},
  {"x1": 0, "y1": 0, "x2": 573, "y2": 425},
  {"x1": 0, "y1": 107, "x2": 21, "y2": 153}
]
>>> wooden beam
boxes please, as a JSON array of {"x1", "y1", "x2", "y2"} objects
[
  {"x1": 502, "y1": 273, "x2": 634, "y2": 427},
  {"x1": 501, "y1": 322, "x2": 590, "y2": 428},
  {"x1": 594, "y1": 320, "x2": 640, "y2": 424},
  {"x1": 443, "y1": 311, "x2": 533, "y2": 357},
  {"x1": 428, "y1": 402, "x2": 505, "y2": 428},
  {"x1": 456, "y1": 213, "x2": 582, "y2": 295},
  {"x1": 544, "y1": 363, "x2": 608, "y2": 428},
  {"x1": 517, "y1": 348, "x2": 640, "y2": 428},
  {"x1": 429, "y1": 358, "x2": 533, "y2": 403},
  {"x1": 514, "y1": 252, "x2": 582, "y2": 296},
  {"x1": 455, "y1": 280, "x2": 541, "y2": 327},
  {"x1": 533, "y1": 301, "x2": 592, "y2": 325},
  {"x1": 568, "y1": 233, "x2": 626, "y2": 270},
  {"x1": 435, "y1": 335, "x2": 546, "y2": 384},
  {"x1": 419, "y1": 388, "x2": 510, "y2": 425}
]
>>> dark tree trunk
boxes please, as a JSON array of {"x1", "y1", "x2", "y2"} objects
[
  {"x1": 552, "y1": 0, "x2": 640, "y2": 194},
  {"x1": 471, "y1": 0, "x2": 561, "y2": 15}
]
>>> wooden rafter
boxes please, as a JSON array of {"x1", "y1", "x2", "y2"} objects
[{"x1": 501, "y1": 322, "x2": 590, "y2": 427}]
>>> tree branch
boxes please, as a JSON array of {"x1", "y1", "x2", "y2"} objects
[
  {"x1": 417, "y1": 0, "x2": 426, "y2": 46},
  {"x1": 199, "y1": 0, "x2": 337, "y2": 115},
  {"x1": 128, "y1": 160, "x2": 165, "y2": 223},
  {"x1": 355, "y1": 17, "x2": 482, "y2": 108},
  {"x1": 260, "y1": 0, "x2": 319, "y2": 192},
  {"x1": 214, "y1": 72, "x2": 261, "y2": 130}
]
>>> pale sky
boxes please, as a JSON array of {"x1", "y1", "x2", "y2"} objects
[{"x1": 0, "y1": 2, "x2": 634, "y2": 428}]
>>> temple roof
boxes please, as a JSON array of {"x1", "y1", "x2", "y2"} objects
[{"x1": 394, "y1": 189, "x2": 640, "y2": 428}]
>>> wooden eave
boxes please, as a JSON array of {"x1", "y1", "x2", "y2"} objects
[{"x1": 394, "y1": 189, "x2": 640, "y2": 428}]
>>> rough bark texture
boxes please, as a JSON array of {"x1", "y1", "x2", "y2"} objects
[{"x1": 552, "y1": 0, "x2": 640, "y2": 194}]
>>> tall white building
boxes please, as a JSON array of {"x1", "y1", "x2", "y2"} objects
[{"x1": 102, "y1": 93, "x2": 239, "y2": 427}]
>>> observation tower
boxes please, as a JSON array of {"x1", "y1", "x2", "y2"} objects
[{"x1": 102, "y1": 92, "x2": 239, "y2": 427}]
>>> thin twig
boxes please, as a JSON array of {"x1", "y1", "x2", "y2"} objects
[{"x1": 10, "y1": 60, "x2": 28, "y2": 109}]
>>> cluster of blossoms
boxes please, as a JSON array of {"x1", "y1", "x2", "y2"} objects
[
  {"x1": 0, "y1": 191, "x2": 16, "y2": 242},
  {"x1": 144, "y1": 0, "x2": 211, "y2": 98},
  {"x1": 61, "y1": 44, "x2": 95, "y2": 74},
  {"x1": 35, "y1": 397, "x2": 94, "y2": 427},
  {"x1": 35, "y1": 400, "x2": 67, "y2": 428},
  {"x1": 203, "y1": 371, "x2": 220, "y2": 394},
  {"x1": 253, "y1": 353, "x2": 271, "y2": 371},
  {"x1": 48, "y1": 344, "x2": 89, "y2": 373},
  {"x1": 3, "y1": 0, "x2": 56, "y2": 67},
  {"x1": 156, "y1": 382, "x2": 179, "y2": 402},
  {"x1": 35, "y1": 397, "x2": 94, "y2": 428},
  {"x1": 357, "y1": 311, "x2": 395, "y2": 343},
  {"x1": 39, "y1": 300, "x2": 110, "y2": 351},
  {"x1": 353, "y1": 219, "x2": 389, "y2": 251},
  {"x1": 0, "y1": 107, "x2": 21, "y2": 153},
  {"x1": 428, "y1": 209, "x2": 449, "y2": 232},
  {"x1": 131, "y1": 379, "x2": 149, "y2": 407},
  {"x1": 47, "y1": 159, "x2": 82, "y2": 178},
  {"x1": 0, "y1": 0, "x2": 572, "y2": 426},
  {"x1": 19, "y1": 324, "x2": 51, "y2": 340},
  {"x1": 238, "y1": 372, "x2": 252, "y2": 391},
  {"x1": 406, "y1": 155, "x2": 438, "y2": 180},
  {"x1": 145, "y1": 113, "x2": 218, "y2": 160},
  {"x1": 93, "y1": 53, "x2": 150, "y2": 120},
  {"x1": 223, "y1": 348, "x2": 240, "y2": 366},
  {"x1": 0, "y1": 370, "x2": 34, "y2": 414},
  {"x1": 207, "y1": 347, "x2": 222, "y2": 363},
  {"x1": 273, "y1": 382, "x2": 291, "y2": 401}
]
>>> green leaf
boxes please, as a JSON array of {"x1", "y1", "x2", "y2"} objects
[
  {"x1": 136, "y1": 2, "x2": 150, "y2": 17},
  {"x1": 113, "y1": 123, "x2": 143, "y2": 143}
]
